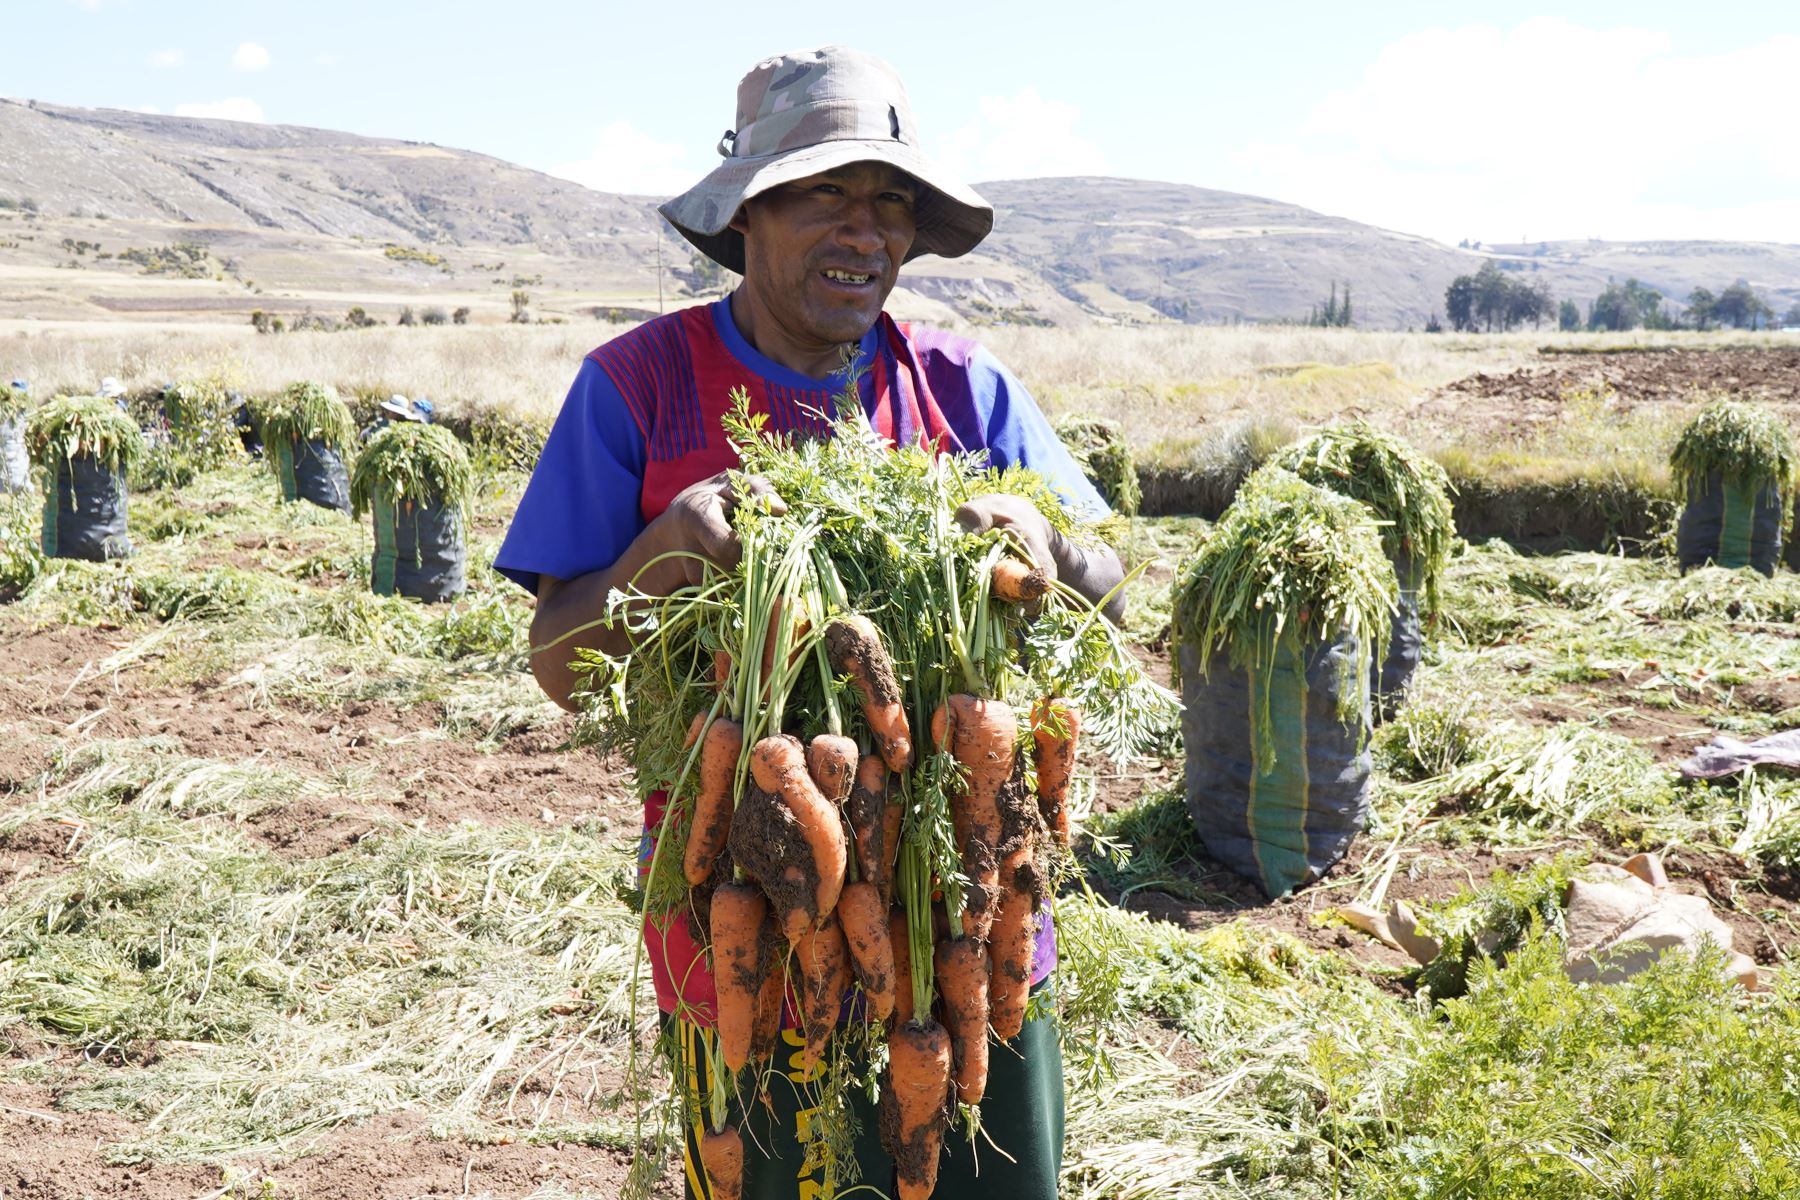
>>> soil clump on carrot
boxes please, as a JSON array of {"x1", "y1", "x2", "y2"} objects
[{"x1": 728, "y1": 784, "x2": 828, "y2": 936}]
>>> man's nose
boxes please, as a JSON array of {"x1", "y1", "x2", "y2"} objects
[{"x1": 833, "y1": 198, "x2": 883, "y2": 256}]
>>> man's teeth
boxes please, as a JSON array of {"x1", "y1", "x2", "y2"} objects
[{"x1": 824, "y1": 269, "x2": 872, "y2": 283}]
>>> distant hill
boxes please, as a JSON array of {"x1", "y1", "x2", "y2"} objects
[{"x1": 2, "y1": 97, "x2": 1796, "y2": 329}]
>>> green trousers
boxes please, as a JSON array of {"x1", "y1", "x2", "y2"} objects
[{"x1": 675, "y1": 981, "x2": 1064, "y2": 1199}]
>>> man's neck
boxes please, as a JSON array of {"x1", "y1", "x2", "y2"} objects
[{"x1": 727, "y1": 289, "x2": 862, "y2": 381}]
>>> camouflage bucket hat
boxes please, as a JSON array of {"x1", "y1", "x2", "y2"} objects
[{"x1": 660, "y1": 45, "x2": 993, "y2": 274}]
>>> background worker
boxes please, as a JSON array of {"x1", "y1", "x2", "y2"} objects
[{"x1": 497, "y1": 45, "x2": 1121, "y2": 1199}]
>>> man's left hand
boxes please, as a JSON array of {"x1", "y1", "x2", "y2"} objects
[{"x1": 954, "y1": 494, "x2": 1058, "y2": 579}]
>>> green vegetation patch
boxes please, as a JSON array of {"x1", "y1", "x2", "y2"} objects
[
  {"x1": 1054, "y1": 412, "x2": 1141, "y2": 517},
  {"x1": 1274, "y1": 422, "x2": 1455, "y2": 612},
  {"x1": 0, "y1": 382, "x2": 30, "y2": 422},
  {"x1": 1171, "y1": 466, "x2": 1395, "y2": 729},
  {"x1": 255, "y1": 381, "x2": 355, "y2": 454},
  {"x1": 350, "y1": 422, "x2": 473, "y2": 516},
  {"x1": 0, "y1": 738, "x2": 640, "y2": 1159},
  {"x1": 1670, "y1": 395, "x2": 1796, "y2": 498},
  {"x1": 23, "y1": 393, "x2": 147, "y2": 476}
]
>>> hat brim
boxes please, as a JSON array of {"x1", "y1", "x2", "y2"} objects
[{"x1": 659, "y1": 139, "x2": 992, "y2": 275}]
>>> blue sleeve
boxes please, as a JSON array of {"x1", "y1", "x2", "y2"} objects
[
  {"x1": 493, "y1": 359, "x2": 649, "y2": 594},
  {"x1": 968, "y1": 347, "x2": 1110, "y2": 520}
]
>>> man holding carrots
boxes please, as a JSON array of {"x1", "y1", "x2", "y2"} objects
[{"x1": 498, "y1": 45, "x2": 1123, "y2": 1200}]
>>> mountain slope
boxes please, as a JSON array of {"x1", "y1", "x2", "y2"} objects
[{"x1": 2, "y1": 98, "x2": 1796, "y2": 328}]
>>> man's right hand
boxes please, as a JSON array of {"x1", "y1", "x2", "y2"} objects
[
  {"x1": 635, "y1": 471, "x2": 789, "y2": 594},
  {"x1": 528, "y1": 471, "x2": 785, "y2": 711}
]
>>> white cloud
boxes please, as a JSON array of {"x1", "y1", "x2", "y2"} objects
[
  {"x1": 938, "y1": 88, "x2": 1109, "y2": 183},
  {"x1": 314, "y1": 52, "x2": 341, "y2": 68},
  {"x1": 1227, "y1": 20, "x2": 1800, "y2": 244},
  {"x1": 148, "y1": 48, "x2": 184, "y2": 68},
  {"x1": 231, "y1": 41, "x2": 270, "y2": 72},
  {"x1": 550, "y1": 121, "x2": 695, "y2": 196},
  {"x1": 174, "y1": 97, "x2": 265, "y2": 123}
]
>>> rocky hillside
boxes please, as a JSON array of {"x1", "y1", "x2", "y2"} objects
[{"x1": 2, "y1": 97, "x2": 1795, "y2": 328}]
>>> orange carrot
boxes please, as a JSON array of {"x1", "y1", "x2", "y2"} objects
[
  {"x1": 712, "y1": 648, "x2": 731, "y2": 692},
  {"x1": 683, "y1": 708, "x2": 708, "y2": 750},
  {"x1": 746, "y1": 734, "x2": 847, "y2": 942},
  {"x1": 699, "y1": 1124, "x2": 743, "y2": 1200},
  {"x1": 934, "y1": 935, "x2": 991, "y2": 1106},
  {"x1": 1031, "y1": 698, "x2": 1080, "y2": 848},
  {"x1": 934, "y1": 694, "x2": 1018, "y2": 941},
  {"x1": 793, "y1": 915, "x2": 850, "y2": 1072},
  {"x1": 710, "y1": 882, "x2": 766, "y2": 1073},
  {"x1": 888, "y1": 1020, "x2": 952, "y2": 1200},
  {"x1": 825, "y1": 616, "x2": 913, "y2": 773},
  {"x1": 992, "y1": 556, "x2": 1050, "y2": 604},
  {"x1": 881, "y1": 795, "x2": 904, "y2": 903},
  {"x1": 987, "y1": 849, "x2": 1039, "y2": 1042},
  {"x1": 846, "y1": 754, "x2": 889, "y2": 891},
  {"x1": 683, "y1": 716, "x2": 744, "y2": 887},
  {"x1": 837, "y1": 880, "x2": 896, "y2": 1022},
  {"x1": 806, "y1": 733, "x2": 858, "y2": 807},
  {"x1": 890, "y1": 908, "x2": 915, "y2": 1027},
  {"x1": 750, "y1": 945, "x2": 786, "y2": 1068}
]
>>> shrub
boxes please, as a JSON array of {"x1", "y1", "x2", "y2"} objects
[
  {"x1": 1054, "y1": 413, "x2": 1141, "y2": 517},
  {"x1": 420, "y1": 307, "x2": 447, "y2": 326}
]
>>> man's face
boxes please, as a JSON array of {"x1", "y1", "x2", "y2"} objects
[{"x1": 732, "y1": 161, "x2": 919, "y2": 348}]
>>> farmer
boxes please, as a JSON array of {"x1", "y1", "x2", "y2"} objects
[{"x1": 497, "y1": 45, "x2": 1122, "y2": 1199}]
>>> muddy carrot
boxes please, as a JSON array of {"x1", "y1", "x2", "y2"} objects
[
  {"x1": 750, "y1": 946, "x2": 786, "y2": 1068},
  {"x1": 825, "y1": 615, "x2": 913, "y2": 773},
  {"x1": 683, "y1": 716, "x2": 744, "y2": 887},
  {"x1": 934, "y1": 694, "x2": 1018, "y2": 941},
  {"x1": 794, "y1": 915, "x2": 851, "y2": 1072},
  {"x1": 934, "y1": 935, "x2": 991, "y2": 1106},
  {"x1": 699, "y1": 1124, "x2": 743, "y2": 1200},
  {"x1": 890, "y1": 907, "x2": 915, "y2": 1026},
  {"x1": 683, "y1": 709, "x2": 708, "y2": 750},
  {"x1": 889, "y1": 1019, "x2": 953, "y2": 1200},
  {"x1": 806, "y1": 733, "x2": 859, "y2": 807},
  {"x1": 846, "y1": 754, "x2": 888, "y2": 886},
  {"x1": 710, "y1": 882, "x2": 766, "y2": 1073},
  {"x1": 992, "y1": 556, "x2": 1050, "y2": 604},
  {"x1": 987, "y1": 849, "x2": 1039, "y2": 1042},
  {"x1": 837, "y1": 880, "x2": 896, "y2": 1022},
  {"x1": 1032, "y1": 698, "x2": 1080, "y2": 848},
  {"x1": 747, "y1": 734, "x2": 848, "y2": 941}
]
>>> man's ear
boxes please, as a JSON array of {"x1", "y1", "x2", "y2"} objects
[{"x1": 726, "y1": 204, "x2": 749, "y2": 236}]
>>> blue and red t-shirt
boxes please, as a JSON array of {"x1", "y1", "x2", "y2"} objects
[{"x1": 495, "y1": 297, "x2": 1105, "y2": 1020}]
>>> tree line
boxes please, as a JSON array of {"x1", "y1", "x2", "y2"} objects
[{"x1": 1440, "y1": 261, "x2": 1794, "y2": 333}]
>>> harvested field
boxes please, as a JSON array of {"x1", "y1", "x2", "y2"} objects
[{"x1": 4, "y1": 337, "x2": 1800, "y2": 1197}]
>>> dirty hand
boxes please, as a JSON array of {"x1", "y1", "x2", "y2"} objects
[
  {"x1": 638, "y1": 471, "x2": 788, "y2": 593},
  {"x1": 954, "y1": 494, "x2": 1058, "y2": 581}
]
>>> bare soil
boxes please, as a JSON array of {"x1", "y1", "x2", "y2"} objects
[
  {"x1": 1420, "y1": 345, "x2": 1800, "y2": 438},
  {"x1": 0, "y1": 624, "x2": 640, "y2": 855},
  {"x1": 0, "y1": 1082, "x2": 649, "y2": 1200}
]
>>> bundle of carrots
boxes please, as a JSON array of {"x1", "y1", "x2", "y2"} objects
[{"x1": 576, "y1": 389, "x2": 1177, "y2": 1200}]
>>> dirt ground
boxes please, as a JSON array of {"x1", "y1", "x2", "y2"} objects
[
  {"x1": 1410, "y1": 345, "x2": 1800, "y2": 441},
  {"x1": 0, "y1": 622, "x2": 661, "y2": 1200}
]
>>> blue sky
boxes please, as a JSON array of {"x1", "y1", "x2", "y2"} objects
[{"x1": 8, "y1": 0, "x2": 1799, "y2": 244}]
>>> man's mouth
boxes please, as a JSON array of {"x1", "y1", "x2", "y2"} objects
[{"x1": 821, "y1": 268, "x2": 877, "y2": 286}]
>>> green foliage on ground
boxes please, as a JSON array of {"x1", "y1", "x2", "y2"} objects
[
  {"x1": 349, "y1": 422, "x2": 473, "y2": 516},
  {"x1": 255, "y1": 381, "x2": 356, "y2": 455},
  {"x1": 1171, "y1": 466, "x2": 1395, "y2": 732},
  {"x1": 1055, "y1": 412, "x2": 1142, "y2": 517},
  {"x1": 1274, "y1": 422, "x2": 1456, "y2": 612},
  {"x1": 23, "y1": 392, "x2": 147, "y2": 476},
  {"x1": 1669, "y1": 395, "x2": 1796, "y2": 498}
]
